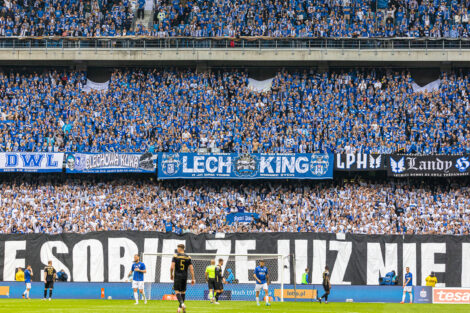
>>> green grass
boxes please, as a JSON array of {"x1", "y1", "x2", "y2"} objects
[{"x1": 0, "y1": 299, "x2": 467, "y2": 313}]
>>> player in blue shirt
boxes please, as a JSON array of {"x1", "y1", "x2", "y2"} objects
[
  {"x1": 22, "y1": 265, "x2": 33, "y2": 299},
  {"x1": 401, "y1": 267, "x2": 413, "y2": 304},
  {"x1": 253, "y1": 260, "x2": 270, "y2": 306},
  {"x1": 128, "y1": 254, "x2": 147, "y2": 305}
]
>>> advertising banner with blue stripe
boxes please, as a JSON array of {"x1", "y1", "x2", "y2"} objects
[
  {"x1": 65, "y1": 153, "x2": 157, "y2": 173},
  {"x1": 158, "y1": 153, "x2": 333, "y2": 179},
  {"x1": 0, "y1": 152, "x2": 64, "y2": 172}
]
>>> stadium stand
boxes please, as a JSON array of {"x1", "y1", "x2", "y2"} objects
[
  {"x1": 0, "y1": 0, "x2": 469, "y2": 37},
  {"x1": 0, "y1": 2, "x2": 469, "y2": 308},
  {"x1": 0, "y1": 175, "x2": 468, "y2": 235},
  {"x1": 0, "y1": 0, "x2": 134, "y2": 36},
  {"x1": 0, "y1": 68, "x2": 468, "y2": 154},
  {"x1": 150, "y1": 0, "x2": 470, "y2": 38}
]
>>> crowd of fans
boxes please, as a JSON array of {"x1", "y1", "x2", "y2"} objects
[
  {"x1": 0, "y1": 176, "x2": 468, "y2": 235},
  {"x1": 149, "y1": 0, "x2": 470, "y2": 38},
  {"x1": 0, "y1": 68, "x2": 468, "y2": 154},
  {"x1": 0, "y1": 0, "x2": 134, "y2": 37},
  {"x1": 0, "y1": 0, "x2": 470, "y2": 38}
]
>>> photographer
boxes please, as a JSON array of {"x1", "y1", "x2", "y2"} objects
[{"x1": 57, "y1": 269, "x2": 68, "y2": 282}]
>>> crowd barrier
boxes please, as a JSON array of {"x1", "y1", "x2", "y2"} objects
[{"x1": 1, "y1": 37, "x2": 470, "y2": 51}]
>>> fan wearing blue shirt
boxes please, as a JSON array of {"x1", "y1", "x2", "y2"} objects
[
  {"x1": 165, "y1": 220, "x2": 173, "y2": 233},
  {"x1": 128, "y1": 254, "x2": 147, "y2": 305},
  {"x1": 401, "y1": 267, "x2": 413, "y2": 304},
  {"x1": 22, "y1": 265, "x2": 33, "y2": 299},
  {"x1": 253, "y1": 260, "x2": 270, "y2": 306}
]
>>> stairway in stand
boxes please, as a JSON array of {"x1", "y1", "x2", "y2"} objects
[{"x1": 133, "y1": 0, "x2": 154, "y2": 32}]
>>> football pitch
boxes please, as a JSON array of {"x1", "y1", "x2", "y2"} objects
[{"x1": 0, "y1": 300, "x2": 468, "y2": 313}]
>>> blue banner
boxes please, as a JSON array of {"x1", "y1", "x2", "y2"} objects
[
  {"x1": 158, "y1": 153, "x2": 333, "y2": 179},
  {"x1": 66, "y1": 153, "x2": 157, "y2": 173},
  {"x1": 0, "y1": 282, "x2": 279, "y2": 301},
  {"x1": 377, "y1": 0, "x2": 389, "y2": 9},
  {"x1": 0, "y1": 153, "x2": 64, "y2": 172},
  {"x1": 226, "y1": 213, "x2": 260, "y2": 225},
  {"x1": 413, "y1": 286, "x2": 433, "y2": 303}
]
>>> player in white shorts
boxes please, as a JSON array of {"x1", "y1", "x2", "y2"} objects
[
  {"x1": 401, "y1": 267, "x2": 413, "y2": 304},
  {"x1": 253, "y1": 260, "x2": 270, "y2": 306},
  {"x1": 22, "y1": 266, "x2": 33, "y2": 299},
  {"x1": 129, "y1": 254, "x2": 147, "y2": 304}
]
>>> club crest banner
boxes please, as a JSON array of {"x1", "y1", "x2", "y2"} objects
[{"x1": 158, "y1": 153, "x2": 333, "y2": 179}]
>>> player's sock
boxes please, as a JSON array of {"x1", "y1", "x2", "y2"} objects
[
  {"x1": 256, "y1": 296, "x2": 260, "y2": 304},
  {"x1": 402, "y1": 294, "x2": 406, "y2": 302},
  {"x1": 134, "y1": 291, "x2": 138, "y2": 303},
  {"x1": 44, "y1": 290, "x2": 47, "y2": 299},
  {"x1": 142, "y1": 292, "x2": 147, "y2": 301},
  {"x1": 265, "y1": 295, "x2": 269, "y2": 304},
  {"x1": 49, "y1": 289, "x2": 53, "y2": 299},
  {"x1": 215, "y1": 292, "x2": 219, "y2": 302},
  {"x1": 176, "y1": 293, "x2": 183, "y2": 308},
  {"x1": 409, "y1": 294, "x2": 413, "y2": 303},
  {"x1": 26, "y1": 291, "x2": 29, "y2": 298},
  {"x1": 324, "y1": 294, "x2": 328, "y2": 302},
  {"x1": 209, "y1": 290, "x2": 213, "y2": 300},
  {"x1": 181, "y1": 293, "x2": 186, "y2": 303}
]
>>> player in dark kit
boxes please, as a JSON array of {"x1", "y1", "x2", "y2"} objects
[
  {"x1": 317, "y1": 266, "x2": 331, "y2": 304},
  {"x1": 43, "y1": 261, "x2": 57, "y2": 301},
  {"x1": 213, "y1": 258, "x2": 226, "y2": 305},
  {"x1": 170, "y1": 244, "x2": 195, "y2": 313}
]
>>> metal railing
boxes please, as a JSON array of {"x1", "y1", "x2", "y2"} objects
[{"x1": 0, "y1": 37, "x2": 469, "y2": 50}]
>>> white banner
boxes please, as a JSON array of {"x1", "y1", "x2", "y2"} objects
[
  {"x1": 82, "y1": 79, "x2": 109, "y2": 93},
  {"x1": 248, "y1": 78, "x2": 274, "y2": 92},
  {"x1": 0, "y1": 153, "x2": 64, "y2": 172},
  {"x1": 412, "y1": 79, "x2": 440, "y2": 93}
]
